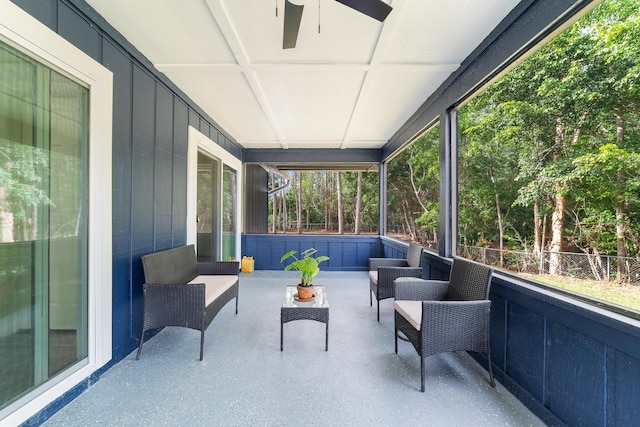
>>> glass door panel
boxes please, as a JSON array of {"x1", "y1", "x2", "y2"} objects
[
  {"x1": 0, "y1": 40, "x2": 89, "y2": 409},
  {"x1": 222, "y1": 165, "x2": 237, "y2": 260},
  {"x1": 196, "y1": 151, "x2": 219, "y2": 261}
]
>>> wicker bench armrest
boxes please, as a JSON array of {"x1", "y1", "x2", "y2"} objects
[
  {"x1": 395, "y1": 277, "x2": 449, "y2": 301},
  {"x1": 197, "y1": 261, "x2": 240, "y2": 275},
  {"x1": 142, "y1": 283, "x2": 206, "y2": 330},
  {"x1": 369, "y1": 258, "x2": 409, "y2": 270}
]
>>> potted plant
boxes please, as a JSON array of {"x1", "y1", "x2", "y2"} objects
[{"x1": 280, "y1": 248, "x2": 329, "y2": 301}]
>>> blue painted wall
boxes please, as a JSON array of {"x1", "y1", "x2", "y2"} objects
[
  {"x1": 242, "y1": 234, "x2": 381, "y2": 271},
  {"x1": 491, "y1": 276, "x2": 640, "y2": 427},
  {"x1": 11, "y1": 0, "x2": 243, "y2": 364},
  {"x1": 379, "y1": 239, "x2": 640, "y2": 427}
]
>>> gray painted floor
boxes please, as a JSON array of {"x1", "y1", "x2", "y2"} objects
[{"x1": 44, "y1": 271, "x2": 544, "y2": 426}]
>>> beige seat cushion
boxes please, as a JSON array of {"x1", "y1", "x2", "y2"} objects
[
  {"x1": 368, "y1": 270, "x2": 378, "y2": 284},
  {"x1": 188, "y1": 275, "x2": 237, "y2": 307},
  {"x1": 394, "y1": 300, "x2": 422, "y2": 331}
]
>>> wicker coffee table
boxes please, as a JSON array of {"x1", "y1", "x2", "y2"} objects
[{"x1": 280, "y1": 285, "x2": 329, "y2": 351}]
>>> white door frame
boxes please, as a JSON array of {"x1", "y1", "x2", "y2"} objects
[{"x1": 187, "y1": 126, "x2": 242, "y2": 260}]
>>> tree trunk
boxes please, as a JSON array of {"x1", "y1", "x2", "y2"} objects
[
  {"x1": 533, "y1": 200, "x2": 541, "y2": 255},
  {"x1": 540, "y1": 213, "x2": 547, "y2": 274},
  {"x1": 354, "y1": 171, "x2": 362, "y2": 234},
  {"x1": 615, "y1": 114, "x2": 629, "y2": 282},
  {"x1": 296, "y1": 172, "x2": 302, "y2": 234},
  {"x1": 305, "y1": 172, "x2": 310, "y2": 230},
  {"x1": 408, "y1": 162, "x2": 428, "y2": 212},
  {"x1": 271, "y1": 174, "x2": 276, "y2": 233},
  {"x1": 549, "y1": 184, "x2": 564, "y2": 275},
  {"x1": 489, "y1": 162, "x2": 504, "y2": 267},
  {"x1": 548, "y1": 118, "x2": 567, "y2": 276},
  {"x1": 337, "y1": 172, "x2": 344, "y2": 234},
  {"x1": 533, "y1": 201, "x2": 542, "y2": 273},
  {"x1": 281, "y1": 181, "x2": 288, "y2": 232},
  {"x1": 401, "y1": 198, "x2": 416, "y2": 241},
  {"x1": 324, "y1": 172, "x2": 329, "y2": 231}
]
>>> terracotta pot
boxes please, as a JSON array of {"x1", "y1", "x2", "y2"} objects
[{"x1": 297, "y1": 284, "x2": 314, "y2": 301}]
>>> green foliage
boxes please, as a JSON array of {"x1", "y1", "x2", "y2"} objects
[
  {"x1": 280, "y1": 248, "x2": 329, "y2": 286},
  {"x1": 458, "y1": 0, "x2": 640, "y2": 260},
  {"x1": 387, "y1": 126, "x2": 440, "y2": 246}
]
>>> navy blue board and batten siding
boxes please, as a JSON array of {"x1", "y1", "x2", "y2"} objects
[
  {"x1": 9, "y1": 0, "x2": 244, "y2": 369},
  {"x1": 242, "y1": 234, "x2": 382, "y2": 271},
  {"x1": 396, "y1": 235, "x2": 640, "y2": 427}
]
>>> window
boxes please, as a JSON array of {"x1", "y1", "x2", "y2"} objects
[
  {"x1": 457, "y1": 0, "x2": 640, "y2": 314},
  {"x1": 267, "y1": 170, "x2": 379, "y2": 235},
  {"x1": 386, "y1": 125, "x2": 440, "y2": 250}
]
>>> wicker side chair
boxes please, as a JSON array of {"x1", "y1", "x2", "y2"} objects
[
  {"x1": 393, "y1": 257, "x2": 495, "y2": 392},
  {"x1": 369, "y1": 243, "x2": 424, "y2": 321}
]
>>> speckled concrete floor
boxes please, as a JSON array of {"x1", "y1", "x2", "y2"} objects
[{"x1": 43, "y1": 271, "x2": 544, "y2": 426}]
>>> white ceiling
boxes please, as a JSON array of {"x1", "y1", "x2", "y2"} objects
[{"x1": 86, "y1": 0, "x2": 520, "y2": 150}]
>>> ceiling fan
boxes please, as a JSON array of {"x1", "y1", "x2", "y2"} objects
[{"x1": 280, "y1": 0, "x2": 393, "y2": 49}]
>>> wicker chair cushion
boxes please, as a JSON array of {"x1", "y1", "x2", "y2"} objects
[
  {"x1": 369, "y1": 270, "x2": 378, "y2": 284},
  {"x1": 188, "y1": 275, "x2": 238, "y2": 307},
  {"x1": 406, "y1": 243, "x2": 423, "y2": 268},
  {"x1": 394, "y1": 300, "x2": 422, "y2": 331}
]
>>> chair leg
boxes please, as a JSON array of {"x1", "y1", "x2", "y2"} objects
[
  {"x1": 377, "y1": 300, "x2": 380, "y2": 322},
  {"x1": 135, "y1": 329, "x2": 145, "y2": 360},
  {"x1": 199, "y1": 330, "x2": 205, "y2": 361},
  {"x1": 420, "y1": 354, "x2": 425, "y2": 392},
  {"x1": 370, "y1": 289, "x2": 372, "y2": 306},
  {"x1": 235, "y1": 295, "x2": 239, "y2": 314},
  {"x1": 394, "y1": 329, "x2": 398, "y2": 354},
  {"x1": 487, "y1": 352, "x2": 496, "y2": 387}
]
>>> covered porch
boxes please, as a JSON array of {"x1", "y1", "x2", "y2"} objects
[{"x1": 1, "y1": 0, "x2": 639, "y2": 426}]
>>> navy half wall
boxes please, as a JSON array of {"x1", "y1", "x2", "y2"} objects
[
  {"x1": 386, "y1": 238, "x2": 640, "y2": 427},
  {"x1": 242, "y1": 234, "x2": 381, "y2": 271}
]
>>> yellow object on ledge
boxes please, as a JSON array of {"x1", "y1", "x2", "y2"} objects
[{"x1": 241, "y1": 256, "x2": 254, "y2": 273}]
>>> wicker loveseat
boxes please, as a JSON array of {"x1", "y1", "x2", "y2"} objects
[{"x1": 135, "y1": 244, "x2": 239, "y2": 361}]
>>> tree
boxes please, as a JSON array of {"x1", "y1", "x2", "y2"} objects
[
  {"x1": 337, "y1": 172, "x2": 344, "y2": 234},
  {"x1": 354, "y1": 171, "x2": 362, "y2": 234},
  {"x1": 295, "y1": 172, "x2": 302, "y2": 233},
  {"x1": 387, "y1": 127, "x2": 440, "y2": 247},
  {"x1": 0, "y1": 141, "x2": 53, "y2": 242}
]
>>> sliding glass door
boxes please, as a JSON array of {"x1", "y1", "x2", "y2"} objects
[
  {"x1": 196, "y1": 151, "x2": 219, "y2": 260},
  {"x1": 0, "y1": 40, "x2": 89, "y2": 410},
  {"x1": 196, "y1": 152, "x2": 239, "y2": 261},
  {"x1": 189, "y1": 128, "x2": 241, "y2": 262}
]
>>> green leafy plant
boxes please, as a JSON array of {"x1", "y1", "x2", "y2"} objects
[{"x1": 280, "y1": 248, "x2": 329, "y2": 287}]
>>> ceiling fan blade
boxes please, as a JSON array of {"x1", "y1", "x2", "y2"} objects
[
  {"x1": 334, "y1": 0, "x2": 392, "y2": 22},
  {"x1": 283, "y1": 0, "x2": 304, "y2": 49}
]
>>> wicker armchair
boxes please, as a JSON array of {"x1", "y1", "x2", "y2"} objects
[
  {"x1": 393, "y1": 257, "x2": 495, "y2": 392},
  {"x1": 369, "y1": 243, "x2": 424, "y2": 321}
]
